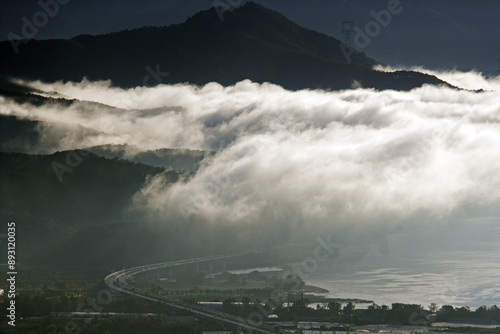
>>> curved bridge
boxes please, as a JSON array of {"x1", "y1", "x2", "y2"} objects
[{"x1": 104, "y1": 254, "x2": 285, "y2": 334}]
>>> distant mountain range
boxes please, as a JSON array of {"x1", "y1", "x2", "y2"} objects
[
  {"x1": 85, "y1": 144, "x2": 211, "y2": 172},
  {"x1": 0, "y1": 2, "x2": 448, "y2": 91},
  {"x1": 0, "y1": 78, "x2": 211, "y2": 172},
  {"x1": 3, "y1": 0, "x2": 498, "y2": 74},
  {"x1": 0, "y1": 114, "x2": 210, "y2": 171}
]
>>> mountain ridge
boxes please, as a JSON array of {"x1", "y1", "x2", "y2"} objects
[{"x1": 0, "y1": 2, "x2": 449, "y2": 91}]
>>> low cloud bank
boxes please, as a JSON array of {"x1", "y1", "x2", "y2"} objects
[{"x1": 2, "y1": 72, "x2": 500, "y2": 232}]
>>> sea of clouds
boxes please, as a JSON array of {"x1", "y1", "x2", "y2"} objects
[
  {"x1": 2, "y1": 68, "x2": 500, "y2": 305},
  {"x1": 3, "y1": 69, "x2": 499, "y2": 229}
]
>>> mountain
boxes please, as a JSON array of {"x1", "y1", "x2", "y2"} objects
[
  {"x1": 0, "y1": 114, "x2": 103, "y2": 154},
  {"x1": 0, "y1": 150, "x2": 188, "y2": 263},
  {"x1": 86, "y1": 144, "x2": 211, "y2": 172},
  {"x1": 0, "y1": 85, "x2": 118, "y2": 154},
  {"x1": 0, "y1": 113, "x2": 210, "y2": 172},
  {"x1": 0, "y1": 2, "x2": 448, "y2": 91},
  {"x1": 0, "y1": 150, "x2": 182, "y2": 224},
  {"x1": 3, "y1": 1, "x2": 498, "y2": 74}
]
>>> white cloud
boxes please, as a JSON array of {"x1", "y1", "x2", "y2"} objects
[{"x1": 3, "y1": 73, "x2": 500, "y2": 229}]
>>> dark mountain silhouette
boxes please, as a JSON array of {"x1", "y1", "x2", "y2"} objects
[
  {"x1": 0, "y1": 113, "x2": 210, "y2": 171},
  {"x1": 0, "y1": 2, "x2": 448, "y2": 91},
  {"x1": 86, "y1": 144, "x2": 211, "y2": 172},
  {"x1": 0, "y1": 84, "x2": 117, "y2": 154},
  {"x1": 0, "y1": 114, "x2": 104, "y2": 153},
  {"x1": 0, "y1": 150, "x2": 181, "y2": 226},
  {"x1": 0, "y1": 150, "x2": 186, "y2": 262}
]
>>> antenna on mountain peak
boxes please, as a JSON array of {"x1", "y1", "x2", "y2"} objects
[{"x1": 340, "y1": 20, "x2": 355, "y2": 46}]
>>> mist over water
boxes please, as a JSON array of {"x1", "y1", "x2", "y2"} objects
[
  {"x1": 309, "y1": 251, "x2": 500, "y2": 309},
  {"x1": 3, "y1": 69, "x2": 500, "y2": 307},
  {"x1": 309, "y1": 218, "x2": 500, "y2": 308}
]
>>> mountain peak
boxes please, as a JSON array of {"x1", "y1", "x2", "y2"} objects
[{"x1": 0, "y1": 2, "x2": 448, "y2": 91}]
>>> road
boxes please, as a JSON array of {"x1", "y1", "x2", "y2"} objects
[{"x1": 104, "y1": 254, "x2": 284, "y2": 334}]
